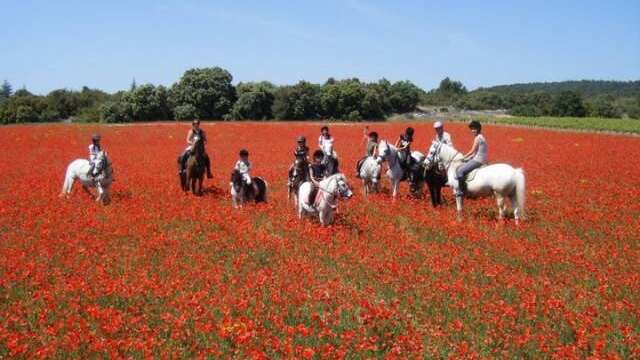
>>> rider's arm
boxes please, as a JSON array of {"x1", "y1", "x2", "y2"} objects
[
  {"x1": 186, "y1": 129, "x2": 193, "y2": 145},
  {"x1": 463, "y1": 137, "x2": 479, "y2": 160},
  {"x1": 309, "y1": 168, "x2": 318, "y2": 185}
]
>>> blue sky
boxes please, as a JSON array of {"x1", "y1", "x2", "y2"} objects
[{"x1": 2, "y1": 0, "x2": 638, "y2": 94}]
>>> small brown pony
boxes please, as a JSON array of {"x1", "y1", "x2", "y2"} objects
[{"x1": 181, "y1": 135, "x2": 206, "y2": 195}]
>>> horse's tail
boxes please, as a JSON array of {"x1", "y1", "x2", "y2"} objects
[
  {"x1": 61, "y1": 164, "x2": 74, "y2": 194},
  {"x1": 254, "y1": 178, "x2": 267, "y2": 203},
  {"x1": 513, "y1": 168, "x2": 526, "y2": 220}
]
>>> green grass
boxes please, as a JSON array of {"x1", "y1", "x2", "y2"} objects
[{"x1": 476, "y1": 116, "x2": 640, "y2": 134}]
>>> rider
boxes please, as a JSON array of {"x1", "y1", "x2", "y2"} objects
[
  {"x1": 318, "y1": 126, "x2": 335, "y2": 158},
  {"x1": 395, "y1": 127, "x2": 414, "y2": 174},
  {"x1": 288, "y1": 135, "x2": 310, "y2": 182},
  {"x1": 308, "y1": 149, "x2": 327, "y2": 198},
  {"x1": 356, "y1": 131, "x2": 379, "y2": 178},
  {"x1": 455, "y1": 120, "x2": 488, "y2": 196},
  {"x1": 235, "y1": 149, "x2": 252, "y2": 185},
  {"x1": 178, "y1": 119, "x2": 213, "y2": 179},
  {"x1": 87, "y1": 133, "x2": 102, "y2": 178},
  {"x1": 433, "y1": 121, "x2": 453, "y2": 146}
]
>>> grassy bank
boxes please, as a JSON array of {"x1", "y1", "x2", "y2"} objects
[{"x1": 473, "y1": 116, "x2": 640, "y2": 134}]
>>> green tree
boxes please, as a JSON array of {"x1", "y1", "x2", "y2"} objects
[
  {"x1": 551, "y1": 91, "x2": 586, "y2": 117},
  {"x1": 272, "y1": 81, "x2": 321, "y2": 120},
  {"x1": 100, "y1": 101, "x2": 132, "y2": 123},
  {"x1": 438, "y1": 77, "x2": 467, "y2": 95},
  {"x1": 320, "y1": 78, "x2": 367, "y2": 120},
  {"x1": 230, "y1": 82, "x2": 275, "y2": 120},
  {"x1": 389, "y1": 80, "x2": 423, "y2": 113},
  {"x1": 46, "y1": 89, "x2": 80, "y2": 120},
  {"x1": 174, "y1": 104, "x2": 198, "y2": 121},
  {"x1": 170, "y1": 67, "x2": 236, "y2": 119},
  {"x1": 0, "y1": 80, "x2": 12, "y2": 99}
]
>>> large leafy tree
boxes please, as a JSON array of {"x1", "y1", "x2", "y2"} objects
[
  {"x1": 0, "y1": 80, "x2": 12, "y2": 99},
  {"x1": 552, "y1": 90, "x2": 586, "y2": 117},
  {"x1": 170, "y1": 67, "x2": 236, "y2": 119},
  {"x1": 230, "y1": 82, "x2": 276, "y2": 120},
  {"x1": 272, "y1": 81, "x2": 321, "y2": 120},
  {"x1": 389, "y1": 80, "x2": 423, "y2": 113}
]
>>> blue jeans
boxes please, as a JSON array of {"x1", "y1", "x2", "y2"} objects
[{"x1": 455, "y1": 160, "x2": 482, "y2": 196}]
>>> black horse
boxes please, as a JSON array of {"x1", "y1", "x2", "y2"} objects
[
  {"x1": 408, "y1": 162, "x2": 448, "y2": 207},
  {"x1": 288, "y1": 159, "x2": 308, "y2": 202},
  {"x1": 230, "y1": 169, "x2": 267, "y2": 207}
]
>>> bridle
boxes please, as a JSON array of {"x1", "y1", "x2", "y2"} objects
[{"x1": 430, "y1": 142, "x2": 460, "y2": 173}]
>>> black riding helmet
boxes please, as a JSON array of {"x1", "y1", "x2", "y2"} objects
[
  {"x1": 313, "y1": 149, "x2": 324, "y2": 159},
  {"x1": 297, "y1": 135, "x2": 306, "y2": 143},
  {"x1": 404, "y1": 127, "x2": 414, "y2": 141},
  {"x1": 92, "y1": 134, "x2": 101, "y2": 142},
  {"x1": 239, "y1": 149, "x2": 249, "y2": 157},
  {"x1": 468, "y1": 120, "x2": 482, "y2": 131},
  {"x1": 369, "y1": 131, "x2": 378, "y2": 140}
]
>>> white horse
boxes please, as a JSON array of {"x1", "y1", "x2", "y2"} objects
[
  {"x1": 298, "y1": 173, "x2": 353, "y2": 226},
  {"x1": 358, "y1": 156, "x2": 382, "y2": 195},
  {"x1": 377, "y1": 140, "x2": 424, "y2": 198},
  {"x1": 424, "y1": 141, "x2": 526, "y2": 223},
  {"x1": 60, "y1": 151, "x2": 114, "y2": 204}
]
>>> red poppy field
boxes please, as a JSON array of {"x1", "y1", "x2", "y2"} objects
[{"x1": 0, "y1": 122, "x2": 639, "y2": 358}]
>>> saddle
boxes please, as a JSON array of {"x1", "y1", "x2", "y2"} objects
[{"x1": 463, "y1": 165, "x2": 486, "y2": 183}]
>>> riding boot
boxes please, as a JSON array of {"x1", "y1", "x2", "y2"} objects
[
  {"x1": 87, "y1": 163, "x2": 95, "y2": 178},
  {"x1": 204, "y1": 155, "x2": 213, "y2": 179},
  {"x1": 456, "y1": 177, "x2": 466, "y2": 197}
]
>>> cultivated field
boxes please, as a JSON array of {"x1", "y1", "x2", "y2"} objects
[{"x1": 0, "y1": 122, "x2": 638, "y2": 358}]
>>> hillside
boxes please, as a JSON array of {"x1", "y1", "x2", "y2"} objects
[{"x1": 477, "y1": 80, "x2": 640, "y2": 99}]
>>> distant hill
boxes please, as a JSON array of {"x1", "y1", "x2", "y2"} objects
[{"x1": 476, "y1": 80, "x2": 640, "y2": 99}]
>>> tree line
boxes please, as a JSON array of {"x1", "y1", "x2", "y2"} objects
[
  {"x1": 422, "y1": 78, "x2": 640, "y2": 119},
  {"x1": 2, "y1": 70, "x2": 638, "y2": 124},
  {"x1": 0, "y1": 67, "x2": 423, "y2": 124}
]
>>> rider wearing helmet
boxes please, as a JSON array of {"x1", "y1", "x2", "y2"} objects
[
  {"x1": 456, "y1": 120, "x2": 488, "y2": 196},
  {"x1": 395, "y1": 127, "x2": 414, "y2": 170},
  {"x1": 309, "y1": 149, "x2": 327, "y2": 185},
  {"x1": 289, "y1": 135, "x2": 310, "y2": 181},
  {"x1": 178, "y1": 119, "x2": 213, "y2": 178},
  {"x1": 433, "y1": 121, "x2": 453, "y2": 146},
  {"x1": 87, "y1": 133, "x2": 102, "y2": 177},
  {"x1": 356, "y1": 131, "x2": 379, "y2": 178}
]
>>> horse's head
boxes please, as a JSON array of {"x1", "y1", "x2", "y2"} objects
[
  {"x1": 192, "y1": 135, "x2": 205, "y2": 154},
  {"x1": 335, "y1": 174, "x2": 353, "y2": 199},
  {"x1": 378, "y1": 140, "x2": 391, "y2": 159},
  {"x1": 230, "y1": 169, "x2": 243, "y2": 190},
  {"x1": 424, "y1": 141, "x2": 442, "y2": 170}
]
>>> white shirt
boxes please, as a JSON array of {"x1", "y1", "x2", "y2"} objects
[
  {"x1": 434, "y1": 131, "x2": 453, "y2": 146},
  {"x1": 88, "y1": 144, "x2": 101, "y2": 162},
  {"x1": 234, "y1": 159, "x2": 252, "y2": 174},
  {"x1": 318, "y1": 135, "x2": 334, "y2": 156},
  {"x1": 473, "y1": 134, "x2": 488, "y2": 164}
]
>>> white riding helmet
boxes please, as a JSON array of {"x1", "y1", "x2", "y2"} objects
[{"x1": 433, "y1": 121, "x2": 443, "y2": 129}]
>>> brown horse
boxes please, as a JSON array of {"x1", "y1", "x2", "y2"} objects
[{"x1": 183, "y1": 135, "x2": 206, "y2": 195}]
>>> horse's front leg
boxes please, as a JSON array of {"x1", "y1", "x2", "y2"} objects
[
  {"x1": 455, "y1": 194, "x2": 464, "y2": 222},
  {"x1": 495, "y1": 192, "x2": 506, "y2": 221},
  {"x1": 95, "y1": 183, "x2": 104, "y2": 203},
  {"x1": 392, "y1": 179, "x2": 399, "y2": 199}
]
